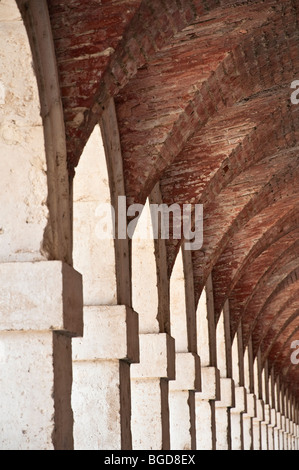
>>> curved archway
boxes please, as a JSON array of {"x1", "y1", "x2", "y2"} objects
[
  {"x1": 0, "y1": 0, "x2": 79, "y2": 450},
  {"x1": 0, "y1": 1, "x2": 48, "y2": 263},
  {"x1": 73, "y1": 124, "x2": 117, "y2": 306}
]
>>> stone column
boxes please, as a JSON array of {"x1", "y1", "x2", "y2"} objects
[
  {"x1": 259, "y1": 362, "x2": 271, "y2": 450},
  {"x1": 285, "y1": 416, "x2": 291, "y2": 449},
  {"x1": 242, "y1": 392, "x2": 255, "y2": 450},
  {"x1": 274, "y1": 411, "x2": 284, "y2": 449},
  {"x1": 284, "y1": 390, "x2": 292, "y2": 450},
  {"x1": 297, "y1": 409, "x2": 299, "y2": 450},
  {"x1": 267, "y1": 407, "x2": 277, "y2": 450},
  {"x1": 290, "y1": 397, "x2": 298, "y2": 450},
  {"x1": 0, "y1": 0, "x2": 81, "y2": 451},
  {"x1": 230, "y1": 386, "x2": 247, "y2": 450},
  {"x1": 0, "y1": 261, "x2": 83, "y2": 450},
  {"x1": 169, "y1": 352, "x2": 201, "y2": 450},
  {"x1": 129, "y1": 187, "x2": 177, "y2": 450},
  {"x1": 252, "y1": 398, "x2": 264, "y2": 450},
  {"x1": 245, "y1": 351, "x2": 256, "y2": 450},
  {"x1": 215, "y1": 304, "x2": 235, "y2": 450},
  {"x1": 130, "y1": 333, "x2": 175, "y2": 450},
  {"x1": 261, "y1": 403, "x2": 271, "y2": 449},
  {"x1": 272, "y1": 378, "x2": 284, "y2": 449},
  {"x1": 230, "y1": 324, "x2": 247, "y2": 450},
  {"x1": 72, "y1": 305, "x2": 139, "y2": 450},
  {"x1": 195, "y1": 279, "x2": 219, "y2": 450},
  {"x1": 282, "y1": 414, "x2": 288, "y2": 450},
  {"x1": 195, "y1": 367, "x2": 220, "y2": 450},
  {"x1": 168, "y1": 248, "x2": 200, "y2": 450},
  {"x1": 71, "y1": 106, "x2": 138, "y2": 450},
  {"x1": 215, "y1": 378, "x2": 235, "y2": 450}
]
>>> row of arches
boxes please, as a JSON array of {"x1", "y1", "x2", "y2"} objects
[
  {"x1": 69, "y1": 117, "x2": 299, "y2": 449},
  {"x1": 1, "y1": 0, "x2": 299, "y2": 450}
]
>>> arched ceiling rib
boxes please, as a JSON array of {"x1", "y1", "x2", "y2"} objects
[
  {"x1": 161, "y1": 89, "x2": 298, "y2": 274},
  {"x1": 43, "y1": 0, "x2": 299, "y2": 397},
  {"x1": 116, "y1": 3, "x2": 295, "y2": 207},
  {"x1": 228, "y1": 215, "x2": 299, "y2": 331}
]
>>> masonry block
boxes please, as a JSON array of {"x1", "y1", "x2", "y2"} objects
[
  {"x1": 196, "y1": 367, "x2": 220, "y2": 401},
  {"x1": 72, "y1": 305, "x2": 139, "y2": 363},
  {"x1": 169, "y1": 352, "x2": 201, "y2": 391},
  {"x1": 131, "y1": 333, "x2": 175, "y2": 380},
  {"x1": 0, "y1": 261, "x2": 83, "y2": 336},
  {"x1": 215, "y1": 378, "x2": 235, "y2": 408}
]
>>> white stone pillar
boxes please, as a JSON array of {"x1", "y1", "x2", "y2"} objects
[
  {"x1": 290, "y1": 400, "x2": 298, "y2": 450},
  {"x1": 195, "y1": 367, "x2": 220, "y2": 450},
  {"x1": 279, "y1": 412, "x2": 285, "y2": 450},
  {"x1": 72, "y1": 124, "x2": 118, "y2": 307},
  {"x1": 230, "y1": 386, "x2": 247, "y2": 450},
  {"x1": 261, "y1": 403, "x2": 271, "y2": 450},
  {"x1": 281, "y1": 414, "x2": 287, "y2": 449},
  {"x1": 131, "y1": 333, "x2": 175, "y2": 450},
  {"x1": 230, "y1": 325, "x2": 246, "y2": 451},
  {"x1": 287, "y1": 420, "x2": 292, "y2": 450},
  {"x1": 242, "y1": 393, "x2": 256, "y2": 450},
  {"x1": 289, "y1": 419, "x2": 294, "y2": 450},
  {"x1": 215, "y1": 304, "x2": 234, "y2": 450},
  {"x1": 168, "y1": 248, "x2": 200, "y2": 450},
  {"x1": 169, "y1": 352, "x2": 201, "y2": 450},
  {"x1": 291, "y1": 412, "x2": 297, "y2": 450},
  {"x1": 72, "y1": 305, "x2": 139, "y2": 450},
  {"x1": 215, "y1": 378, "x2": 235, "y2": 450},
  {"x1": 273, "y1": 411, "x2": 283, "y2": 449},
  {"x1": 252, "y1": 398, "x2": 264, "y2": 450},
  {"x1": 267, "y1": 408, "x2": 277, "y2": 450},
  {"x1": 0, "y1": 261, "x2": 83, "y2": 450}
]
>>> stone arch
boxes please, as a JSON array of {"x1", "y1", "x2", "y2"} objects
[
  {"x1": 0, "y1": 0, "x2": 82, "y2": 450},
  {"x1": 0, "y1": 1, "x2": 49, "y2": 263},
  {"x1": 1, "y1": 0, "x2": 299, "y2": 451},
  {"x1": 16, "y1": 0, "x2": 72, "y2": 263},
  {"x1": 168, "y1": 247, "x2": 199, "y2": 450},
  {"x1": 72, "y1": 124, "x2": 117, "y2": 306},
  {"x1": 131, "y1": 197, "x2": 159, "y2": 333}
]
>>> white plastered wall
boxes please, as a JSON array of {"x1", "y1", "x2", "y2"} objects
[{"x1": 0, "y1": 0, "x2": 49, "y2": 263}]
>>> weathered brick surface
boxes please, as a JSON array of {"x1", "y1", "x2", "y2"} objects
[
  {"x1": 246, "y1": 246, "x2": 299, "y2": 349},
  {"x1": 261, "y1": 285, "x2": 299, "y2": 362},
  {"x1": 161, "y1": 90, "x2": 297, "y2": 269},
  {"x1": 224, "y1": 224, "x2": 299, "y2": 337},
  {"x1": 48, "y1": 0, "x2": 216, "y2": 170},
  {"x1": 239, "y1": 253, "x2": 299, "y2": 350},
  {"x1": 117, "y1": 4, "x2": 285, "y2": 207},
  {"x1": 43, "y1": 0, "x2": 299, "y2": 399}
]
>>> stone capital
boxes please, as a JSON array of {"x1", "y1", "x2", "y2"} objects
[{"x1": 0, "y1": 261, "x2": 83, "y2": 336}]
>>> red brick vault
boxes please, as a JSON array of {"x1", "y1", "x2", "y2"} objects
[
  {"x1": 18, "y1": 0, "x2": 299, "y2": 434},
  {"x1": 45, "y1": 0, "x2": 299, "y2": 400}
]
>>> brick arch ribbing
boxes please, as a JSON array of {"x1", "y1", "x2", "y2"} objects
[
  {"x1": 228, "y1": 216, "x2": 299, "y2": 334},
  {"x1": 115, "y1": 2, "x2": 298, "y2": 207},
  {"x1": 191, "y1": 161, "x2": 299, "y2": 304},
  {"x1": 161, "y1": 90, "x2": 298, "y2": 276},
  {"x1": 242, "y1": 263, "x2": 299, "y2": 349},
  {"x1": 47, "y1": 0, "x2": 222, "y2": 172}
]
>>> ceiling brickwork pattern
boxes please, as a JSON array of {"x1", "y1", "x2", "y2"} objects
[{"x1": 47, "y1": 0, "x2": 299, "y2": 398}]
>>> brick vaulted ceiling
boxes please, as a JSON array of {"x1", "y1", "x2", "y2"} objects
[{"x1": 46, "y1": 0, "x2": 299, "y2": 397}]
